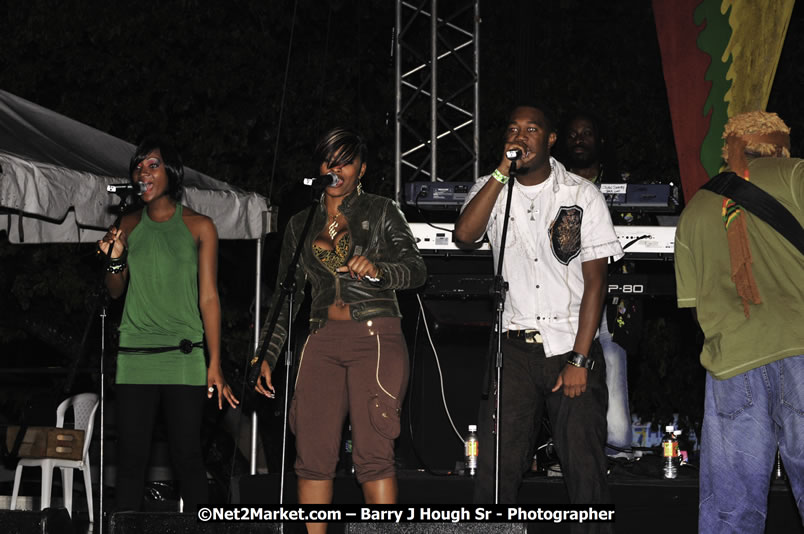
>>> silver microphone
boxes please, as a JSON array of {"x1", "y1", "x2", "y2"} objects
[
  {"x1": 302, "y1": 172, "x2": 339, "y2": 187},
  {"x1": 106, "y1": 182, "x2": 146, "y2": 195},
  {"x1": 505, "y1": 148, "x2": 523, "y2": 161}
]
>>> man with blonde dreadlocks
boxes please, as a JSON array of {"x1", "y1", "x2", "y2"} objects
[{"x1": 674, "y1": 110, "x2": 804, "y2": 533}]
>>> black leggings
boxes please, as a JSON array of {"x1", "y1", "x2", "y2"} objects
[{"x1": 115, "y1": 384, "x2": 207, "y2": 511}]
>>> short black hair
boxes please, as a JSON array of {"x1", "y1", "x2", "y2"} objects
[
  {"x1": 508, "y1": 103, "x2": 557, "y2": 134},
  {"x1": 314, "y1": 127, "x2": 368, "y2": 170},
  {"x1": 557, "y1": 109, "x2": 621, "y2": 182},
  {"x1": 129, "y1": 135, "x2": 184, "y2": 201},
  {"x1": 559, "y1": 110, "x2": 606, "y2": 143}
]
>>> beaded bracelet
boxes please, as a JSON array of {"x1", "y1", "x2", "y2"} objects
[
  {"x1": 107, "y1": 262, "x2": 127, "y2": 274},
  {"x1": 492, "y1": 169, "x2": 509, "y2": 185},
  {"x1": 106, "y1": 247, "x2": 128, "y2": 274}
]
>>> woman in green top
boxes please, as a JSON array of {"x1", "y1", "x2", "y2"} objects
[{"x1": 98, "y1": 136, "x2": 238, "y2": 511}]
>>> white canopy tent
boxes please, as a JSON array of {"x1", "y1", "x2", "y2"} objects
[
  {"x1": 0, "y1": 89, "x2": 272, "y2": 242},
  {"x1": 0, "y1": 89, "x2": 272, "y2": 474}
]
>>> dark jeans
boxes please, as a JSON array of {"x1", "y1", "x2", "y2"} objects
[
  {"x1": 473, "y1": 338, "x2": 611, "y2": 529},
  {"x1": 115, "y1": 384, "x2": 207, "y2": 512}
]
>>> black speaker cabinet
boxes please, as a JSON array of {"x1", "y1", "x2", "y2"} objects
[
  {"x1": 1, "y1": 508, "x2": 72, "y2": 534},
  {"x1": 398, "y1": 296, "x2": 493, "y2": 472},
  {"x1": 109, "y1": 511, "x2": 283, "y2": 533}
]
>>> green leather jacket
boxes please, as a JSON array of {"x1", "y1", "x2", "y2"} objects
[{"x1": 259, "y1": 191, "x2": 427, "y2": 369}]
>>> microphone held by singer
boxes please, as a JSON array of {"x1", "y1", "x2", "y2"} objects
[
  {"x1": 302, "y1": 172, "x2": 340, "y2": 188},
  {"x1": 505, "y1": 148, "x2": 523, "y2": 161},
  {"x1": 107, "y1": 182, "x2": 146, "y2": 195}
]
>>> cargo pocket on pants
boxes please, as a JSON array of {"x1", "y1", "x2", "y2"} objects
[{"x1": 368, "y1": 393, "x2": 401, "y2": 440}]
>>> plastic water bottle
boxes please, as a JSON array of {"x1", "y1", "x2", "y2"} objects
[
  {"x1": 465, "y1": 424, "x2": 478, "y2": 477},
  {"x1": 662, "y1": 425, "x2": 679, "y2": 479}
]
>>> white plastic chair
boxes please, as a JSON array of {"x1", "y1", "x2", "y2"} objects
[{"x1": 10, "y1": 392, "x2": 99, "y2": 522}]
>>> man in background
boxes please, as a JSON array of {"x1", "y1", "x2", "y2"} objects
[{"x1": 559, "y1": 111, "x2": 632, "y2": 457}]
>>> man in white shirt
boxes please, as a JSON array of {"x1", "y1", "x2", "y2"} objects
[{"x1": 455, "y1": 104, "x2": 623, "y2": 521}]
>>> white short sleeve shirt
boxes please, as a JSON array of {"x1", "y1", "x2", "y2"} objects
[{"x1": 462, "y1": 158, "x2": 624, "y2": 356}]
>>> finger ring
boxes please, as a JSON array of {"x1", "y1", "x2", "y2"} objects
[{"x1": 208, "y1": 386, "x2": 214, "y2": 393}]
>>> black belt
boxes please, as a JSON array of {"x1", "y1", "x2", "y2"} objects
[
  {"x1": 504, "y1": 330, "x2": 543, "y2": 344},
  {"x1": 118, "y1": 339, "x2": 203, "y2": 355}
]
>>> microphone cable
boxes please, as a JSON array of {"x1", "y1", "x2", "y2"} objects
[{"x1": 402, "y1": 293, "x2": 468, "y2": 476}]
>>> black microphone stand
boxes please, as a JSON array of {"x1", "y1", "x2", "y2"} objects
[
  {"x1": 482, "y1": 159, "x2": 517, "y2": 504},
  {"x1": 246, "y1": 186, "x2": 324, "y2": 507},
  {"x1": 81, "y1": 188, "x2": 138, "y2": 533}
]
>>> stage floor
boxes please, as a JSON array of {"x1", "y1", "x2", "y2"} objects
[
  {"x1": 2, "y1": 463, "x2": 801, "y2": 533},
  {"x1": 236, "y1": 465, "x2": 802, "y2": 534}
]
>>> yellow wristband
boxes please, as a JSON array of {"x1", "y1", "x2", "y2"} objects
[{"x1": 492, "y1": 169, "x2": 509, "y2": 185}]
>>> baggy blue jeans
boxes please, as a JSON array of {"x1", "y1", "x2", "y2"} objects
[{"x1": 699, "y1": 354, "x2": 804, "y2": 533}]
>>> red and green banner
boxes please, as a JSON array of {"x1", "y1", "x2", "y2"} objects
[{"x1": 652, "y1": 0, "x2": 794, "y2": 202}]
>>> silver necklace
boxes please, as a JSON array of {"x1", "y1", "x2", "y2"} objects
[
  {"x1": 514, "y1": 162, "x2": 553, "y2": 221},
  {"x1": 516, "y1": 183, "x2": 542, "y2": 221}
]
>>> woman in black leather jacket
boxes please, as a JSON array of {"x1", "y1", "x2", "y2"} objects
[{"x1": 254, "y1": 128, "x2": 425, "y2": 527}]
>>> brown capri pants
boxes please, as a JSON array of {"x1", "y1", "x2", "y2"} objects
[{"x1": 289, "y1": 317, "x2": 409, "y2": 484}]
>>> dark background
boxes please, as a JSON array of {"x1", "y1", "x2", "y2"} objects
[{"x1": 1, "y1": 1, "x2": 802, "y2": 461}]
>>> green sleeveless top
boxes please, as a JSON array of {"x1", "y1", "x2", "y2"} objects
[{"x1": 116, "y1": 204, "x2": 206, "y2": 385}]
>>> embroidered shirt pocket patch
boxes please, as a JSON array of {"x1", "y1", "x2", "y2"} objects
[{"x1": 549, "y1": 205, "x2": 583, "y2": 265}]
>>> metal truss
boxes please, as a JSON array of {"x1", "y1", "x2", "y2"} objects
[{"x1": 395, "y1": 0, "x2": 480, "y2": 203}]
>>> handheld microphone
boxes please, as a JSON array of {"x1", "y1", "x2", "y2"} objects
[
  {"x1": 505, "y1": 148, "x2": 523, "y2": 161},
  {"x1": 107, "y1": 182, "x2": 146, "y2": 195},
  {"x1": 302, "y1": 172, "x2": 339, "y2": 187}
]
